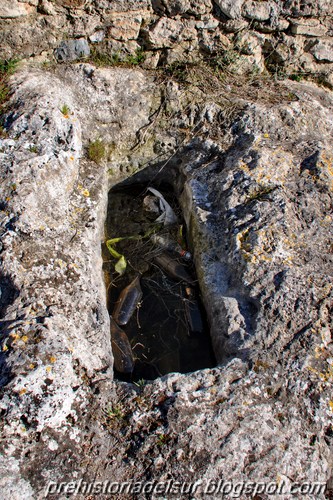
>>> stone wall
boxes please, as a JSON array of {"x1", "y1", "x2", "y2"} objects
[{"x1": 0, "y1": 0, "x2": 332, "y2": 85}]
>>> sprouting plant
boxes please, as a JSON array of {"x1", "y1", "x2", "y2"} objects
[
  {"x1": 89, "y1": 50, "x2": 120, "y2": 67},
  {"x1": 89, "y1": 48, "x2": 145, "y2": 68},
  {"x1": 133, "y1": 378, "x2": 146, "y2": 389},
  {"x1": 60, "y1": 104, "x2": 70, "y2": 116},
  {"x1": 125, "y1": 49, "x2": 145, "y2": 66},
  {"x1": 104, "y1": 404, "x2": 125, "y2": 420},
  {"x1": 29, "y1": 145, "x2": 39, "y2": 153},
  {"x1": 0, "y1": 59, "x2": 18, "y2": 77},
  {"x1": 246, "y1": 185, "x2": 276, "y2": 202},
  {"x1": 290, "y1": 73, "x2": 303, "y2": 82},
  {"x1": 87, "y1": 138, "x2": 106, "y2": 164},
  {"x1": 156, "y1": 433, "x2": 169, "y2": 447}
]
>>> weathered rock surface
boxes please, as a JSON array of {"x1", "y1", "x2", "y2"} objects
[
  {"x1": 291, "y1": 18, "x2": 328, "y2": 37},
  {"x1": 311, "y1": 38, "x2": 333, "y2": 63},
  {"x1": 0, "y1": 0, "x2": 32, "y2": 18},
  {"x1": 0, "y1": 61, "x2": 332, "y2": 498},
  {"x1": 243, "y1": 0, "x2": 272, "y2": 21},
  {"x1": 214, "y1": 0, "x2": 246, "y2": 19}
]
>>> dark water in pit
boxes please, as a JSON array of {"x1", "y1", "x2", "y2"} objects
[{"x1": 103, "y1": 182, "x2": 216, "y2": 381}]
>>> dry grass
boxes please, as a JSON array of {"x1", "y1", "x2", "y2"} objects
[{"x1": 160, "y1": 60, "x2": 298, "y2": 107}]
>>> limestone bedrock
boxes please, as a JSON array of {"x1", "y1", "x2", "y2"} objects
[{"x1": 0, "y1": 63, "x2": 332, "y2": 497}]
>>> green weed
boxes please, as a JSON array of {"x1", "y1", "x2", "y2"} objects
[
  {"x1": 90, "y1": 51, "x2": 119, "y2": 67},
  {"x1": 0, "y1": 59, "x2": 18, "y2": 108},
  {"x1": 246, "y1": 185, "x2": 276, "y2": 203},
  {"x1": 90, "y1": 48, "x2": 145, "y2": 68},
  {"x1": 0, "y1": 59, "x2": 18, "y2": 77},
  {"x1": 290, "y1": 73, "x2": 303, "y2": 82},
  {"x1": 133, "y1": 378, "x2": 146, "y2": 389},
  {"x1": 156, "y1": 433, "x2": 169, "y2": 447},
  {"x1": 87, "y1": 138, "x2": 106, "y2": 164},
  {"x1": 104, "y1": 404, "x2": 125, "y2": 420},
  {"x1": 124, "y1": 49, "x2": 145, "y2": 66},
  {"x1": 60, "y1": 104, "x2": 70, "y2": 116}
]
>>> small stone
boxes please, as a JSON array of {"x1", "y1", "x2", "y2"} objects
[
  {"x1": 199, "y1": 30, "x2": 231, "y2": 54},
  {"x1": 322, "y1": 71, "x2": 333, "y2": 89},
  {"x1": 141, "y1": 51, "x2": 160, "y2": 69},
  {"x1": 47, "y1": 439, "x2": 59, "y2": 451},
  {"x1": 195, "y1": 16, "x2": 219, "y2": 30},
  {"x1": 54, "y1": 39, "x2": 90, "y2": 63},
  {"x1": 188, "y1": 0, "x2": 213, "y2": 16},
  {"x1": 236, "y1": 31, "x2": 264, "y2": 56},
  {"x1": 89, "y1": 31, "x2": 105, "y2": 43},
  {"x1": 38, "y1": 0, "x2": 56, "y2": 16},
  {"x1": 106, "y1": 11, "x2": 144, "y2": 41},
  {"x1": 163, "y1": 0, "x2": 191, "y2": 17},
  {"x1": 290, "y1": 18, "x2": 327, "y2": 37},
  {"x1": 243, "y1": 0, "x2": 271, "y2": 21},
  {"x1": 0, "y1": 0, "x2": 31, "y2": 18},
  {"x1": 311, "y1": 39, "x2": 333, "y2": 62},
  {"x1": 254, "y1": 19, "x2": 289, "y2": 33},
  {"x1": 224, "y1": 19, "x2": 249, "y2": 32},
  {"x1": 154, "y1": 456, "x2": 164, "y2": 469},
  {"x1": 54, "y1": 0, "x2": 85, "y2": 6},
  {"x1": 20, "y1": 0, "x2": 38, "y2": 5},
  {"x1": 213, "y1": 0, "x2": 245, "y2": 19},
  {"x1": 147, "y1": 18, "x2": 184, "y2": 48}
]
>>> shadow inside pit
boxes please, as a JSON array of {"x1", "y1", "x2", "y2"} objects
[
  {"x1": 103, "y1": 176, "x2": 216, "y2": 382},
  {"x1": 0, "y1": 271, "x2": 20, "y2": 387}
]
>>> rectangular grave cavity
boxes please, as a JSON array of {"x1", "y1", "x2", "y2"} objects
[{"x1": 103, "y1": 176, "x2": 216, "y2": 381}]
